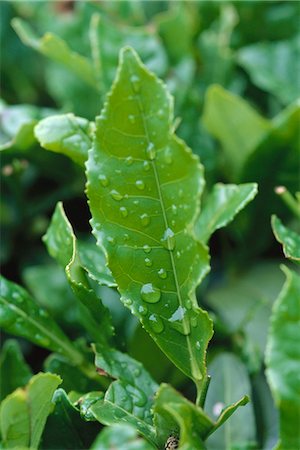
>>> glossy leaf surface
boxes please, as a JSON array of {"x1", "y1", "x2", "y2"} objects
[
  {"x1": 35, "y1": 114, "x2": 94, "y2": 166},
  {"x1": 90, "y1": 344, "x2": 158, "y2": 446},
  {"x1": 195, "y1": 183, "x2": 258, "y2": 243},
  {"x1": 0, "y1": 276, "x2": 84, "y2": 365},
  {"x1": 271, "y1": 215, "x2": 300, "y2": 264},
  {"x1": 86, "y1": 46, "x2": 213, "y2": 387},
  {"x1": 265, "y1": 267, "x2": 300, "y2": 450},
  {"x1": 91, "y1": 423, "x2": 155, "y2": 450},
  {"x1": 0, "y1": 339, "x2": 32, "y2": 401},
  {"x1": 0, "y1": 372, "x2": 61, "y2": 449}
]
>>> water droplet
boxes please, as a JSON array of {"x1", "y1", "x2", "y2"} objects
[
  {"x1": 140, "y1": 213, "x2": 150, "y2": 227},
  {"x1": 120, "y1": 206, "x2": 128, "y2": 217},
  {"x1": 158, "y1": 268, "x2": 167, "y2": 279},
  {"x1": 110, "y1": 189, "x2": 123, "y2": 201},
  {"x1": 146, "y1": 142, "x2": 156, "y2": 160},
  {"x1": 128, "y1": 114, "x2": 135, "y2": 124},
  {"x1": 133, "y1": 368, "x2": 141, "y2": 377},
  {"x1": 176, "y1": 251, "x2": 181, "y2": 259},
  {"x1": 186, "y1": 300, "x2": 192, "y2": 310},
  {"x1": 124, "y1": 233, "x2": 129, "y2": 241},
  {"x1": 148, "y1": 314, "x2": 164, "y2": 334},
  {"x1": 136, "y1": 180, "x2": 145, "y2": 190},
  {"x1": 143, "y1": 161, "x2": 150, "y2": 171},
  {"x1": 145, "y1": 258, "x2": 152, "y2": 267},
  {"x1": 190, "y1": 316, "x2": 198, "y2": 328},
  {"x1": 98, "y1": 174, "x2": 109, "y2": 187},
  {"x1": 39, "y1": 309, "x2": 49, "y2": 318},
  {"x1": 35, "y1": 334, "x2": 50, "y2": 346},
  {"x1": 196, "y1": 341, "x2": 201, "y2": 349},
  {"x1": 138, "y1": 305, "x2": 148, "y2": 316},
  {"x1": 125, "y1": 156, "x2": 133, "y2": 165},
  {"x1": 168, "y1": 306, "x2": 190, "y2": 335},
  {"x1": 123, "y1": 298, "x2": 133, "y2": 306},
  {"x1": 107, "y1": 236, "x2": 115, "y2": 245},
  {"x1": 130, "y1": 74, "x2": 141, "y2": 93},
  {"x1": 161, "y1": 227, "x2": 175, "y2": 250},
  {"x1": 171, "y1": 204, "x2": 177, "y2": 215},
  {"x1": 141, "y1": 283, "x2": 161, "y2": 303},
  {"x1": 164, "y1": 148, "x2": 173, "y2": 164},
  {"x1": 143, "y1": 244, "x2": 151, "y2": 253}
]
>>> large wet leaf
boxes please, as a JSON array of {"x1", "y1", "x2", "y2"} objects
[
  {"x1": 265, "y1": 267, "x2": 300, "y2": 450},
  {"x1": 0, "y1": 372, "x2": 61, "y2": 449},
  {"x1": 86, "y1": 47, "x2": 213, "y2": 391},
  {"x1": 89, "y1": 344, "x2": 158, "y2": 446},
  {"x1": 195, "y1": 183, "x2": 257, "y2": 243},
  {"x1": 271, "y1": 215, "x2": 300, "y2": 264},
  {"x1": 91, "y1": 423, "x2": 156, "y2": 450}
]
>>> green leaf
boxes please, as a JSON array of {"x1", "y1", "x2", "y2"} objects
[
  {"x1": 205, "y1": 353, "x2": 256, "y2": 450},
  {"x1": 0, "y1": 372, "x2": 61, "y2": 449},
  {"x1": 0, "y1": 275, "x2": 84, "y2": 366},
  {"x1": 86, "y1": 46, "x2": 213, "y2": 391},
  {"x1": 202, "y1": 84, "x2": 271, "y2": 179},
  {"x1": 12, "y1": 18, "x2": 98, "y2": 90},
  {"x1": 35, "y1": 114, "x2": 94, "y2": 167},
  {"x1": 0, "y1": 339, "x2": 32, "y2": 401},
  {"x1": 43, "y1": 202, "x2": 114, "y2": 344},
  {"x1": 89, "y1": 344, "x2": 158, "y2": 446},
  {"x1": 195, "y1": 183, "x2": 258, "y2": 243},
  {"x1": 41, "y1": 389, "x2": 100, "y2": 449},
  {"x1": 237, "y1": 35, "x2": 300, "y2": 105},
  {"x1": 265, "y1": 267, "x2": 300, "y2": 450},
  {"x1": 91, "y1": 423, "x2": 156, "y2": 450},
  {"x1": 271, "y1": 215, "x2": 300, "y2": 263}
]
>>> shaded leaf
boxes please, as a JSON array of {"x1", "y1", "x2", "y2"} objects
[
  {"x1": 195, "y1": 183, "x2": 258, "y2": 243},
  {"x1": 0, "y1": 372, "x2": 61, "y2": 449},
  {"x1": 0, "y1": 275, "x2": 84, "y2": 366},
  {"x1": 35, "y1": 114, "x2": 94, "y2": 166},
  {"x1": 265, "y1": 267, "x2": 300, "y2": 450},
  {"x1": 0, "y1": 339, "x2": 32, "y2": 401},
  {"x1": 86, "y1": 46, "x2": 213, "y2": 391},
  {"x1": 271, "y1": 215, "x2": 300, "y2": 263},
  {"x1": 91, "y1": 423, "x2": 156, "y2": 450}
]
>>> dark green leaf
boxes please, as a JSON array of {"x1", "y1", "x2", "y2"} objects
[
  {"x1": 0, "y1": 339, "x2": 32, "y2": 401},
  {"x1": 86, "y1": 46, "x2": 213, "y2": 392},
  {"x1": 0, "y1": 372, "x2": 61, "y2": 449},
  {"x1": 91, "y1": 423, "x2": 156, "y2": 450},
  {"x1": 271, "y1": 215, "x2": 300, "y2": 263},
  {"x1": 90, "y1": 344, "x2": 158, "y2": 446},
  {"x1": 195, "y1": 183, "x2": 258, "y2": 243},
  {"x1": 265, "y1": 267, "x2": 300, "y2": 450}
]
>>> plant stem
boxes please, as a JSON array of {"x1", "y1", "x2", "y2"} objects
[
  {"x1": 196, "y1": 375, "x2": 211, "y2": 408},
  {"x1": 275, "y1": 186, "x2": 300, "y2": 219}
]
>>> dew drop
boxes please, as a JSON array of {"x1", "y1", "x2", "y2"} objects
[
  {"x1": 125, "y1": 156, "x2": 133, "y2": 165},
  {"x1": 196, "y1": 341, "x2": 201, "y2": 350},
  {"x1": 141, "y1": 283, "x2": 161, "y2": 303},
  {"x1": 143, "y1": 161, "x2": 150, "y2": 171},
  {"x1": 128, "y1": 114, "x2": 135, "y2": 124},
  {"x1": 161, "y1": 227, "x2": 175, "y2": 250},
  {"x1": 107, "y1": 236, "x2": 115, "y2": 245},
  {"x1": 158, "y1": 268, "x2": 167, "y2": 279},
  {"x1": 130, "y1": 74, "x2": 141, "y2": 93},
  {"x1": 133, "y1": 368, "x2": 141, "y2": 377},
  {"x1": 176, "y1": 251, "x2": 181, "y2": 259},
  {"x1": 120, "y1": 206, "x2": 128, "y2": 217},
  {"x1": 148, "y1": 314, "x2": 164, "y2": 334},
  {"x1": 110, "y1": 189, "x2": 123, "y2": 201},
  {"x1": 164, "y1": 148, "x2": 173, "y2": 164},
  {"x1": 186, "y1": 299, "x2": 192, "y2": 310},
  {"x1": 171, "y1": 204, "x2": 177, "y2": 215},
  {"x1": 145, "y1": 258, "x2": 153, "y2": 267},
  {"x1": 124, "y1": 233, "x2": 129, "y2": 241},
  {"x1": 190, "y1": 316, "x2": 198, "y2": 328},
  {"x1": 123, "y1": 298, "x2": 133, "y2": 306},
  {"x1": 39, "y1": 309, "x2": 49, "y2": 318},
  {"x1": 138, "y1": 305, "x2": 148, "y2": 316},
  {"x1": 140, "y1": 213, "x2": 150, "y2": 227},
  {"x1": 98, "y1": 174, "x2": 109, "y2": 187},
  {"x1": 143, "y1": 244, "x2": 151, "y2": 253},
  {"x1": 146, "y1": 142, "x2": 156, "y2": 160},
  {"x1": 136, "y1": 180, "x2": 145, "y2": 190}
]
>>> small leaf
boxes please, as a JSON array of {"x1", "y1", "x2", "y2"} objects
[
  {"x1": 35, "y1": 114, "x2": 94, "y2": 166},
  {"x1": 90, "y1": 344, "x2": 158, "y2": 446},
  {"x1": 195, "y1": 183, "x2": 258, "y2": 243},
  {"x1": 91, "y1": 423, "x2": 156, "y2": 450},
  {"x1": 43, "y1": 202, "x2": 114, "y2": 343},
  {"x1": 202, "y1": 84, "x2": 271, "y2": 179},
  {"x1": 12, "y1": 18, "x2": 98, "y2": 89},
  {"x1": 0, "y1": 339, "x2": 32, "y2": 401},
  {"x1": 86, "y1": 46, "x2": 213, "y2": 390},
  {"x1": 271, "y1": 215, "x2": 300, "y2": 263},
  {"x1": 41, "y1": 389, "x2": 100, "y2": 449},
  {"x1": 0, "y1": 275, "x2": 84, "y2": 366},
  {"x1": 265, "y1": 267, "x2": 300, "y2": 450},
  {"x1": 0, "y1": 372, "x2": 61, "y2": 449}
]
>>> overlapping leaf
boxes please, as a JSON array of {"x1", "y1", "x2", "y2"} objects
[
  {"x1": 271, "y1": 215, "x2": 300, "y2": 264},
  {"x1": 91, "y1": 423, "x2": 156, "y2": 450},
  {"x1": 86, "y1": 47, "x2": 213, "y2": 390}
]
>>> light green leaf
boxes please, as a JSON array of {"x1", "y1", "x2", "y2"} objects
[
  {"x1": 43, "y1": 202, "x2": 114, "y2": 343},
  {"x1": 271, "y1": 215, "x2": 300, "y2": 263},
  {"x1": 86, "y1": 46, "x2": 213, "y2": 392},
  {"x1": 265, "y1": 267, "x2": 300, "y2": 450},
  {"x1": 0, "y1": 339, "x2": 32, "y2": 402},
  {"x1": 237, "y1": 35, "x2": 300, "y2": 105},
  {"x1": 202, "y1": 84, "x2": 271, "y2": 179},
  {"x1": 91, "y1": 423, "x2": 156, "y2": 450},
  {"x1": 205, "y1": 353, "x2": 256, "y2": 450},
  {"x1": 0, "y1": 372, "x2": 61, "y2": 449},
  {"x1": 34, "y1": 114, "x2": 94, "y2": 166},
  {"x1": 0, "y1": 275, "x2": 84, "y2": 366},
  {"x1": 12, "y1": 18, "x2": 98, "y2": 90},
  {"x1": 195, "y1": 183, "x2": 258, "y2": 243},
  {"x1": 90, "y1": 344, "x2": 158, "y2": 446}
]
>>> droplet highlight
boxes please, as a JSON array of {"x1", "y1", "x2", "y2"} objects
[
  {"x1": 161, "y1": 227, "x2": 175, "y2": 250},
  {"x1": 110, "y1": 189, "x2": 123, "y2": 201},
  {"x1": 148, "y1": 314, "x2": 164, "y2": 334}
]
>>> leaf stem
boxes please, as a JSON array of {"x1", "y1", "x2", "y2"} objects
[
  {"x1": 275, "y1": 186, "x2": 300, "y2": 219},
  {"x1": 196, "y1": 375, "x2": 211, "y2": 408}
]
